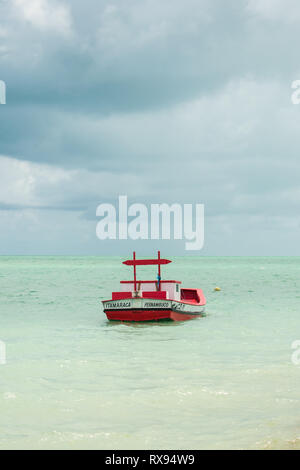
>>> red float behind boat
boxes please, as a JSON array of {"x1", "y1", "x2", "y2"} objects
[{"x1": 102, "y1": 251, "x2": 206, "y2": 322}]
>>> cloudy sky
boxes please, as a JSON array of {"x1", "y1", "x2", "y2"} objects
[{"x1": 0, "y1": 0, "x2": 300, "y2": 255}]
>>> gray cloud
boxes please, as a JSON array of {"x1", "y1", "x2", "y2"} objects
[{"x1": 0, "y1": 0, "x2": 300, "y2": 254}]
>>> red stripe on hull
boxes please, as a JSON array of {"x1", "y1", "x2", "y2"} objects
[{"x1": 105, "y1": 309, "x2": 202, "y2": 322}]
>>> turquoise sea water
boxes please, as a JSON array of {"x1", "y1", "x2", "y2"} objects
[{"x1": 0, "y1": 256, "x2": 299, "y2": 450}]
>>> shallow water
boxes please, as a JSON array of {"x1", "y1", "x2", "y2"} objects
[{"x1": 0, "y1": 256, "x2": 299, "y2": 450}]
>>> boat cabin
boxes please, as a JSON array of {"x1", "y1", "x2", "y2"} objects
[
  {"x1": 111, "y1": 252, "x2": 202, "y2": 304},
  {"x1": 118, "y1": 280, "x2": 181, "y2": 301}
]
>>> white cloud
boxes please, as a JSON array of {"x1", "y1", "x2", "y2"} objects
[
  {"x1": 0, "y1": 27, "x2": 8, "y2": 38},
  {"x1": 0, "y1": 155, "x2": 148, "y2": 209},
  {"x1": 12, "y1": 0, "x2": 72, "y2": 35},
  {"x1": 0, "y1": 155, "x2": 70, "y2": 206},
  {"x1": 247, "y1": 0, "x2": 300, "y2": 23},
  {"x1": 96, "y1": 0, "x2": 212, "y2": 55}
]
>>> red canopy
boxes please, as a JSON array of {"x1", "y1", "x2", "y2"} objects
[{"x1": 123, "y1": 258, "x2": 171, "y2": 266}]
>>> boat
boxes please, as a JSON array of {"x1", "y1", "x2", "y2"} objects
[{"x1": 102, "y1": 251, "x2": 206, "y2": 322}]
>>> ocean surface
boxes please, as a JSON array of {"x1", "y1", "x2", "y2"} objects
[{"x1": 0, "y1": 256, "x2": 299, "y2": 450}]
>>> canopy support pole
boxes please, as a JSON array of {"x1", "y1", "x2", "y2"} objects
[
  {"x1": 158, "y1": 250, "x2": 161, "y2": 291},
  {"x1": 133, "y1": 251, "x2": 137, "y2": 291}
]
